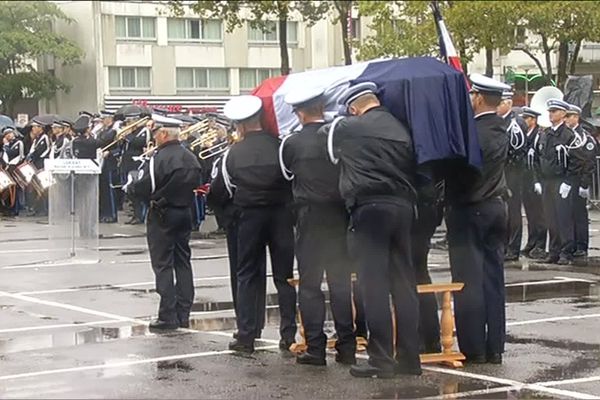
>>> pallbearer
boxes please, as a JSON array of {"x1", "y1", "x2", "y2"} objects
[
  {"x1": 520, "y1": 107, "x2": 547, "y2": 259},
  {"x1": 329, "y1": 82, "x2": 421, "y2": 378},
  {"x1": 446, "y1": 74, "x2": 510, "y2": 364},
  {"x1": 222, "y1": 95, "x2": 296, "y2": 354},
  {"x1": 280, "y1": 87, "x2": 355, "y2": 366}
]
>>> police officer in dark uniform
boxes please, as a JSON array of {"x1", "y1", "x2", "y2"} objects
[
  {"x1": 207, "y1": 155, "x2": 267, "y2": 339},
  {"x1": 328, "y1": 82, "x2": 420, "y2": 378},
  {"x1": 97, "y1": 111, "x2": 119, "y2": 223},
  {"x1": 534, "y1": 99, "x2": 578, "y2": 265},
  {"x1": 122, "y1": 114, "x2": 152, "y2": 224},
  {"x1": 222, "y1": 95, "x2": 296, "y2": 354},
  {"x1": 566, "y1": 104, "x2": 596, "y2": 258},
  {"x1": 446, "y1": 74, "x2": 510, "y2": 364},
  {"x1": 497, "y1": 91, "x2": 528, "y2": 261},
  {"x1": 280, "y1": 87, "x2": 355, "y2": 366},
  {"x1": 127, "y1": 124, "x2": 202, "y2": 330},
  {"x1": 521, "y1": 107, "x2": 547, "y2": 259}
]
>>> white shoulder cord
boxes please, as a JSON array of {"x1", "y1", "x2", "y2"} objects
[
  {"x1": 508, "y1": 119, "x2": 525, "y2": 150},
  {"x1": 221, "y1": 149, "x2": 236, "y2": 199},
  {"x1": 327, "y1": 116, "x2": 345, "y2": 165},
  {"x1": 278, "y1": 134, "x2": 295, "y2": 181}
]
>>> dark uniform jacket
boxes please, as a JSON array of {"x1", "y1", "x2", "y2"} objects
[
  {"x1": 72, "y1": 136, "x2": 102, "y2": 159},
  {"x1": 503, "y1": 111, "x2": 528, "y2": 168},
  {"x1": 53, "y1": 135, "x2": 71, "y2": 158},
  {"x1": 207, "y1": 156, "x2": 237, "y2": 230},
  {"x1": 225, "y1": 130, "x2": 291, "y2": 208},
  {"x1": 446, "y1": 112, "x2": 509, "y2": 205},
  {"x1": 122, "y1": 126, "x2": 151, "y2": 172},
  {"x1": 98, "y1": 127, "x2": 119, "y2": 171},
  {"x1": 28, "y1": 133, "x2": 51, "y2": 169},
  {"x1": 328, "y1": 106, "x2": 416, "y2": 207},
  {"x1": 535, "y1": 122, "x2": 579, "y2": 184},
  {"x1": 524, "y1": 125, "x2": 542, "y2": 184},
  {"x1": 281, "y1": 121, "x2": 344, "y2": 206},
  {"x1": 2, "y1": 138, "x2": 24, "y2": 167},
  {"x1": 130, "y1": 140, "x2": 201, "y2": 208},
  {"x1": 569, "y1": 124, "x2": 597, "y2": 189}
]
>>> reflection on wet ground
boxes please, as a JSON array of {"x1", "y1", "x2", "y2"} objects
[{"x1": 372, "y1": 380, "x2": 501, "y2": 399}]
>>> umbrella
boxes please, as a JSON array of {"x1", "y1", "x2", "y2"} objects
[
  {"x1": 0, "y1": 114, "x2": 14, "y2": 130},
  {"x1": 114, "y1": 104, "x2": 152, "y2": 120},
  {"x1": 30, "y1": 114, "x2": 59, "y2": 126}
]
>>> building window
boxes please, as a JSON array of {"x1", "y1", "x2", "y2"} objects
[
  {"x1": 115, "y1": 16, "x2": 156, "y2": 39},
  {"x1": 239, "y1": 68, "x2": 280, "y2": 90},
  {"x1": 248, "y1": 21, "x2": 297, "y2": 44},
  {"x1": 350, "y1": 18, "x2": 361, "y2": 40},
  {"x1": 176, "y1": 68, "x2": 229, "y2": 90},
  {"x1": 109, "y1": 67, "x2": 151, "y2": 90},
  {"x1": 167, "y1": 19, "x2": 223, "y2": 41}
]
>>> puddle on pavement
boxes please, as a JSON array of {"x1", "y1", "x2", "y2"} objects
[
  {"x1": 156, "y1": 360, "x2": 194, "y2": 372},
  {"x1": 372, "y1": 380, "x2": 503, "y2": 399},
  {"x1": 506, "y1": 281, "x2": 598, "y2": 303},
  {"x1": 0, "y1": 324, "x2": 150, "y2": 354}
]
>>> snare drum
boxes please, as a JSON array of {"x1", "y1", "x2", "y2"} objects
[
  {"x1": 13, "y1": 162, "x2": 37, "y2": 189},
  {"x1": 32, "y1": 169, "x2": 55, "y2": 194},
  {"x1": 0, "y1": 169, "x2": 15, "y2": 193}
]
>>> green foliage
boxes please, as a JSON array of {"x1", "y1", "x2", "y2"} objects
[{"x1": 0, "y1": 1, "x2": 83, "y2": 115}]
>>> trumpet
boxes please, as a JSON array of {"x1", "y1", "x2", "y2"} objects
[
  {"x1": 101, "y1": 116, "x2": 150, "y2": 152},
  {"x1": 179, "y1": 119, "x2": 210, "y2": 141}
]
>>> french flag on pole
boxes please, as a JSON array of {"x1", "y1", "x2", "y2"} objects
[{"x1": 430, "y1": 1, "x2": 467, "y2": 80}]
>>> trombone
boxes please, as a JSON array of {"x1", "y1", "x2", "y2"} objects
[
  {"x1": 198, "y1": 141, "x2": 229, "y2": 159},
  {"x1": 189, "y1": 130, "x2": 219, "y2": 150},
  {"x1": 101, "y1": 116, "x2": 150, "y2": 152},
  {"x1": 179, "y1": 119, "x2": 210, "y2": 141}
]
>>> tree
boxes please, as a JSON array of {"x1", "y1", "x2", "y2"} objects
[
  {"x1": 168, "y1": 1, "x2": 328, "y2": 75},
  {"x1": 330, "y1": 1, "x2": 353, "y2": 66},
  {"x1": 0, "y1": 1, "x2": 83, "y2": 116}
]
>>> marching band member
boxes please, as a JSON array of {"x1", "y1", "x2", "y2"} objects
[
  {"x1": 26, "y1": 118, "x2": 51, "y2": 216},
  {"x1": 446, "y1": 74, "x2": 510, "y2": 365},
  {"x1": 520, "y1": 107, "x2": 547, "y2": 259},
  {"x1": 98, "y1": 111, "x2": 119, "y2": 223},
  {"x1": 328, "y1": 82, "x2": 421, "y2": 378},
  {"x1": 565, "y1": 104, "x2": 596, "y2": 259},
  {"x1": 2, "y1": 127, "x2": 24, "y2": 216},
  {"x1": 51, "y1": 119, "x2": 72, "y2": 159},
  {"x1": 280, "y1": 87, "x2": 355, "y2": 366},
  {"x1": 221, "y1": 95, "x2": 296, "y2": 354}
]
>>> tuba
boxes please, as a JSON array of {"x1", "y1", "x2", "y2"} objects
[{"x1": 530, "y1": 86, "x2": 564, "y2": 128}]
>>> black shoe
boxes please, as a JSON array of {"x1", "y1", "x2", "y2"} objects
[
  {"x1": 540, "y1": 255, "x2": 559, "y2": 264},
  {"x1": 179, "y1": 320, "x2": 190, "y2": 329},
  {"x1": 296, "y1": 352, "x2": 326, "y2": 366},
  {"x1": 349, "y1": 364, "x2": 395, "y2": 379},
  {"x1": 557, "y1": 256, "x2": 572, "y2": 265},
  {"x1": 149, "y1": 319, "x2": 179, "y2": 331},
  {"x1": 573, "y1": 250, "x2": 588, "y2": 258},
  {"x1": 521, "y1": 246, "x2": 534, "y2": 255},
  {"x1": 335, "y1": 352, "x2": 357, "y2": 365},
  {"x1": 487, "y1": 353, "x2": 502, "y2": 364},
  {"x1": 464, "y1": 354, "x2": 487, "y2": 364},
  {"x1": 394, "y1": 362, "x2": 423, "y2": 376},
  {"x1": 232, "y1": 331, "x2": 238, "y2": 339},
  {"x1": 529, "y1": 248, "x2": 546, "y2": 260},
  {"x1": 504, "y1": 253, "x2": 519, "y2": 262},
  {"x1": 279, "y1": 338, "x2": 295, "y2": 352},
  {"x1": 228, "y1": 339, "x2": 254, "y2": 354}
]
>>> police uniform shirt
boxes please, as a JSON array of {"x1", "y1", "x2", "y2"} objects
[
  {"x1": 447, "y1": 112, "x2": 509, "y2": 205},
  {"x1": 28, "y1": 132, "x2": 50, "y2": 168},
  {"x1": 329, "y1": 106, "x2": 415, "y2": 206},
  {"x1": 569, "y1": 124, "x2": 597, "y2": 189},
  {"x1": 281, "y1": 122, "x2": 343, "y2": 205},
  {"x1": 130, "y1": 140, "x2": 202, "y2": 208},
  {"x1": 225, "y1": 131, "x2": 291, "y2": 208},
  {"x1": 536, "y1": 122, "x2": 578, "y2": 183}
]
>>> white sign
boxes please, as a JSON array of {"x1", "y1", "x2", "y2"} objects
[
  {"x1": 45, "y1": 158, "x2": 102, "y2": 175},
  {"x1": 16, "y1": 114, "x2": 28, "y2": 127}
]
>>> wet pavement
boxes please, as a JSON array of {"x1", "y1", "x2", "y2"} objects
[{"x1": 0, "y1": 212, "x2": 599, "y2": 399}]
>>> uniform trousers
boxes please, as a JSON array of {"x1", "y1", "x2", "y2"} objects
[
  {"x1": 295, "y1": 203, "x2": 355, "y2": 358},
  {"x1": 542, "y1": 179, "x2": 575, "y2": 259},
  {"x1": 224, "y1": 213, "x2": 266, "y2": 336},
  {"x1": 236, "y1": 205, "x2": 296, "y2": 344},
  {"x1": 99, "y1": 168, "x2": 118, "y2": 221},
  {"x1": 505, "y1": 167, "x2": 523, "y2": 256},
  {"x1": 350, "y1": 200, "x2": 420, "y2": 372},
  {"x1": 146, "y1": 206, "x2": 195, "y2": 325},
  {"x1": 522, "y1": 174, "x2": 546, "y2": 251},
  {"x1": 411, "y1": 201, "x2": 441, "y2": 353},
  {"x1": 447, "y1": 198, "x2": 506, "y2": 357},
  {"x1": 573, "y1": 191, "x2": 589, "y2": 253}
]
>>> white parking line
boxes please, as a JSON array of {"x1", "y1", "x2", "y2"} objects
[
  {"x1": 505, "y1": 277, "x2": 594, "y2": 287},
  {"x1": 0, "y1": 320, "x2": 121, "y2": 334},
  {"x1": 419, "y1": 386, "x2": 521, "y2": 400},
  {"x1": 507, "y1": 313, "x2": 600, "y2": 327},
  {"x1": 538, "y1": 375, "x2": 600, "y2": 387},
  {"x1": 0, "y1": 345, "x2": 279, "y2": 381}
]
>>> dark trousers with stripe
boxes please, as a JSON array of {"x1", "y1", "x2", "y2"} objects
[
  {"x1": 573, "y1": 191, "x2": 589, "y2": 253},
  {"x1": 522, "y1": 174, "x2": 546, "y2": 251},
  {"x1": 543, "y1": 179, "x2": 575, "y2": 259},
  {"x1": 296, "y1": 203, "x2": 355, "y2": 358},
  {"x1": 505, "y1": 167, "x2": 523, "y2": 256},
  {"x1": 99, "y1": 168, "x2": 118, "y2": 221},
  {"x1": 447, "y1": 198, "x2": 506, "y2": 357}
]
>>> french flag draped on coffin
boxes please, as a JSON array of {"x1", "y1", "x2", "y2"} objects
[{"x1": 252, "y1": 57, "x2": 480, "y2": 170}]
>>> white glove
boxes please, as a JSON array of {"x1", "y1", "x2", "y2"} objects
[
  {"x1": 559, "y1": 182, "x2": 571, "y2": 199},
  {"x1": 579, "y1": 187, "x2": 590, "y2": 199},
  {"x1": 534, "y1": 182, "x2": 542, "y2": 195},
  {"x1": 121, "y1": 174, "x2": 134, "y2": 193}
]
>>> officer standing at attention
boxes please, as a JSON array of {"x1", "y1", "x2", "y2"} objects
[
  {"x1": 445, "y1": 74, "x2": 510, "y2": 364},
  {"x1": 280, "y1": 87, "x2": 356, "y2": 366},
  {"x1": 222, "y1": 95, "x2": 296, "y2": 354},
  {"x1": 126, "y1": 124, "x2": 202, "y2": 330},
  {"x1": 520, "y1": 107, "x2": 547, "y2": 259},
  {"x1": 328, "y1": 82, "x2": 421, "y2": 378},
  {"x1": 497, "y1": 90, "x2": 527, "y2": 261},
  {"x1": 565, "y1": 104, "x2": 596, "y2": 258},
  {"x1": 534, "y1": 99, "x2": 578, "y2": 265},
  {"x1": 98, "y1": 111, "x2": 119, "y2": 223}
]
